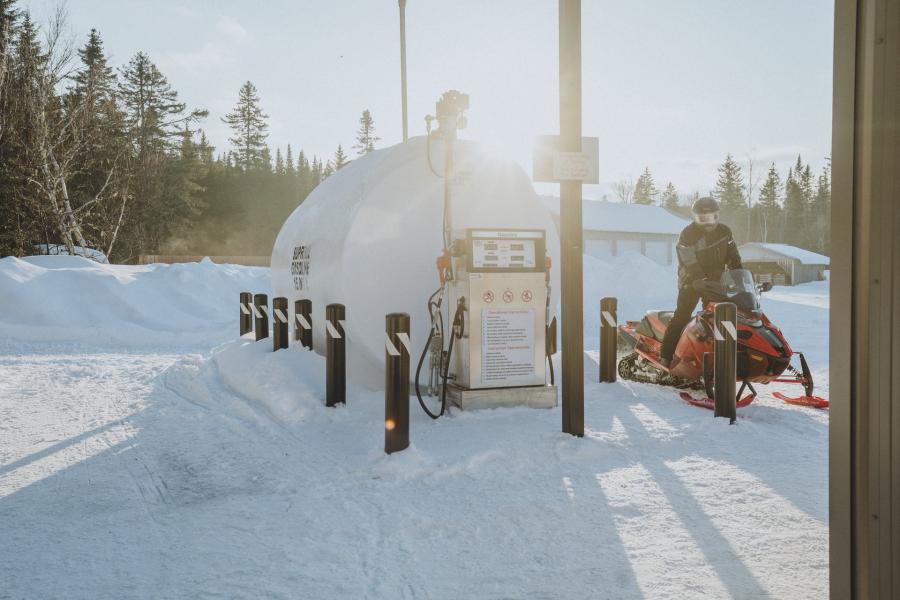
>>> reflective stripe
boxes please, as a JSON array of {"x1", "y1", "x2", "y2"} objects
[
  {"x1": 326, "y1": 320, "x2": 345, "y2": 339},
  {"x1": 714, "y1": 320, "x2": 737, "y2": 341},
  {"x1": 721, "y1": 320, "x2": 737, "y2": 340},
  {"x1": 295, "y1": 314, "x2": 311, "y2": 329},
  {"x1": 385, "y1": 337, "x2": 400, "y2": 356},
  {"x1": 395, "y1": 332, "x2": 411, "y2": 354}
]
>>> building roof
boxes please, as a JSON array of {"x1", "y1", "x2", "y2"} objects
[
  {"x1": 739, "y1": 242, "x2": 830, "y2": 266},
  {"x1": 540, "y1": 196, "x2": 689, "y2": 235}
]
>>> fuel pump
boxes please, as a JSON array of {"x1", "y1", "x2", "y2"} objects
[
  {"x1": 415, "y1": 92, "x2": 556, "y2": 418},
  {"x1": 414, "y1": 90, "x2": 469, "y2": 419}
]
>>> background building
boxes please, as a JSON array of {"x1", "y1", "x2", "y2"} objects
[
  {"x1": 739, "y1": 242, "x2": 829, "y2": 286},
  {"x1": 541, "y1": 197, "x2": 688, "y2": 265}
]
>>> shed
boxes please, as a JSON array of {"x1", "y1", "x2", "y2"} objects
[
  {"x1": 541, "y1": 196, "x2": 689, "y2": 265},
  {"x1": 738, "y1": 243, "x2": 830, "y2": 286}
]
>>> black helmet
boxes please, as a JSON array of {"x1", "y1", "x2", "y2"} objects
[
  {"x1": 691, "y1": 196, "x2": 719, "y2": 214},
  {"x1": 691, "y1": 197, "x2": 719, "y2": 230}
]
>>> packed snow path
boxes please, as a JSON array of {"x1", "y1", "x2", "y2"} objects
[{"x1": 0, "y1": 257, "x2": 828, "y2": 599}]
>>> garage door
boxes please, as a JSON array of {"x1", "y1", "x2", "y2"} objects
[
  {"x1": 644, "y1": 240, "x2": 669, "y2": 265},
  {"x1": 616, "y1": 239, "x2": 642, "y2": 256},
  {"x1": 585, "y1": 239, "x2": 613, "y2": 260}
]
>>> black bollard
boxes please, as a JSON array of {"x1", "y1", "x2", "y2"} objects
[
  {"x1": 273, "y1": 297, "x2": 289, "y2": 351},
  {"x1": 295, "y1": 299, "x2": 313, "y2": 350},
  {"x1": 239, "y1": 292, "x2": 252, "y2": 336},
  {"x1": 325, "y1": 303, "x2": 346, "y2": 407},
  {"x1": 599, "y1": 297, "x2": 618, "y2": 383},
  {"x1": 253, "y1": 294, "x2": 269, "y2": 341},
  {"x1": 714, "y1": 302, "x2": 737, "y2": 423},
  {"x1": 384, "y1": 313, "x2": 411, "y2": 454}
]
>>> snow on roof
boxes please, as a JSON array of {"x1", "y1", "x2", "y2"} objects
[
  {"x1": 739, "y1": 243, "x2": 830, "y2": 265},
  {"x1": 540, "y1": 195, "x2": 689, "y2": 235}
]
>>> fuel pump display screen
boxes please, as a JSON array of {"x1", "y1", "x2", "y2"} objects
[{"x1": 466, "y1": 229, "x2": 545, "y2": 273}]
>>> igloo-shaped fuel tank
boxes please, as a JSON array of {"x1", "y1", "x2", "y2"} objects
[{"x1": 271, "y1": 136, "x2": 560, "y2": 389}]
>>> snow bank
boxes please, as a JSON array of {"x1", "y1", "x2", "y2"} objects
[
  {"x1": 582, "y1": 252, "x2": 677, "y2": 346},
  {"x1": 0, "y1": 256, "x2": 270, "y2": 347}
]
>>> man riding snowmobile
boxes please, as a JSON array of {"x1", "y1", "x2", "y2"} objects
[{"x1": 659, "y1": 197, "x2": 742, "y2": 368}]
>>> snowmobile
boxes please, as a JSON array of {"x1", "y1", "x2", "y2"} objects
[{"x1": 616, "y1": 269, "x2": 829, "y2": 410}]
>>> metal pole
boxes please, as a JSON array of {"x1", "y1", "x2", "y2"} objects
[
  {"x1": 599, "y1": 297, "x2": 617, "y2": 383},
  {"x1": 253, "y1": 293, "x2": 269, "y2": 341},
  {"x1": 273, "y1": 297, "x2": 289, "y2": 351},
  {"x1": 559, "y1": 0, "x2": 584, "y2": 436},
  {"x1": 384, "y1": 313, "x2": 410, "y2": 454},
  {"x1": 325, "y1": 303, "x2": 346, "y2": 407},
  {"x1": 239, "y1": 292, "x2": 252, "y2": 336},
  {"x1": 295, "y1": 299, "x2": 313, "y2": 350},
  {"x1": 713, "y1": 302, "x2": 737, "y2": 423},
  {"x1": 399, "y1": 0, "x2": 408, "y2": 142}
]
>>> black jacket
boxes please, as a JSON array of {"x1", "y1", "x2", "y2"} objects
[{"x1": 676, "y1": 222, "x2": 743, "y2": 289}]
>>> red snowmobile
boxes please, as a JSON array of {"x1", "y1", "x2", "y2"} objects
[{"x1": 616, "y1": 269, "x2": 828, "y2": 410}]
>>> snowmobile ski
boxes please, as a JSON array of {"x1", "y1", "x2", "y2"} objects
[
  {"x1": 679, "y1": 391, "x2": 756, "y2": 411},
  {"x1": 772, "y1": 391, "x2": 829, "y2": 410}
]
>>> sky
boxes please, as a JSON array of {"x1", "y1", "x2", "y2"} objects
[{"x1": 23, "y1": 0, "x2": 835, "y2": 200}]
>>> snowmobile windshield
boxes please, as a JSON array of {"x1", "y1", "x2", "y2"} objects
[{"x1": 721, "y1": 269, "x2": 760, "y2": 312}]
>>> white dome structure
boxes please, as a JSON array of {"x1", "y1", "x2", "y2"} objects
[{"x1": 271, "y1": 136, "x2": 560, "y2": 388}]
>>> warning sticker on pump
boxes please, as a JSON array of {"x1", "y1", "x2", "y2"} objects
[
  {"x1": 482, "y1": 290, "x2": 495, "y2": 303},
  {"x1": 481, "y1": 308, "x2": 535, "y2": 384},
  {"x1": 521, "y1": 290, "x2": 533, "y2": 302}
]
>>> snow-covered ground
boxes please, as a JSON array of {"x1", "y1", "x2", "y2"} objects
[{"x1": 0, "y1": 255, "x2": 828, "y2": 599}]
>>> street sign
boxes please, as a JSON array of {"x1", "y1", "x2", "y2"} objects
[{"x1": 532, "y1": 135, "x2": 598, "y2": 184}]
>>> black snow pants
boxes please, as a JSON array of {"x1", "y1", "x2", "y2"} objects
[{"x1": 660, "y1": 286, "x2": 703, "y2": 362}]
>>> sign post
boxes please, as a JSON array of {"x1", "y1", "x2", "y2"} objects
[{"x1": 558, "y1": 0, "x2": 584, "y2": 437}]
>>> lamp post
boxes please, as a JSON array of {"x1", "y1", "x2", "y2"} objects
[{"x1": 399, "y1": 0, "x2": 409, "y2": 142}]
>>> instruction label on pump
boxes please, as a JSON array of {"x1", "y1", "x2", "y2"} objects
[{"x1": 481, "y1": 308, "x2": 535, "y2": 385}]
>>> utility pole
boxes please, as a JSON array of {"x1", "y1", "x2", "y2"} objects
[
  {"x1": 559, "y1": 0, "x2": 584, "y2": 437},
  {"x1": 399, "y1": 0, "x2": 409, "y2": 142}
]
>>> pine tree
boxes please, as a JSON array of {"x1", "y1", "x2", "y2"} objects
[
  {"x1": 633, "y1": 167, "x2": 658, "y2": 205},
  {"x1": 274, "y1": 147, "x2": 284, "y2": 175},
  {"x1": 222, "y1": 81, "x2": 269, "y2": 170},
  {"x1": 260, "y1": 146, "x2": 272, "y2": 173},
  {"x1": 353, "y1": 109, "x2": 379, "y2": 155},
  {"x1": 0, "y1": 0, "x2": 19, "y2": 143},
  {"x1": 713, "y1": 154, "x2": 747, "y2": 241},
  {"x1": 811, "y1": 160, "x2": 831, "y2": 254},
  {"x1": 285, "y1": 144, "x2": 295, "y2": 175},
  {"x1": 661, "y1": 182, "x2": 679, "y2": 210},
  {"x1": 119, "y1": 52, "x2": 204, "y2": 157},
  {"x1": 756, "y1": 164, "x2": 781, "y2": 242},
  {"x1": 713, "y1": 154, "x2": 746, "y2": 210},
  {"x1": 783, "y1": 160, "x2": 806, "y2": 247},
  {"x1": 66, "y1": 29, "x2": 130, "y2": 256},
  {"x1": 196, "y1": 131, "x2": 214, "y2": 166},
  {"x1": 333, "y1": 145, "x2": 348, "y2": 170},
  {"x1": 798, "y1": 162, "x2": 814, "y2": 240}
]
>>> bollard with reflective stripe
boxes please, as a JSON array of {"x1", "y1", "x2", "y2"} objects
[
  {"x1": 713, "y1": 302, "x2": 737, "y2": 423},
  {"x1": 325, "y1": 303, "x2": 346, "y2": 407},
  {"x1": 384, "y1": 313, "x2": 410, "y2": 454},
  {"x1": 295, "y1": 299, "x2": 313, "y2": 350},
  {"x1": 599, "y1": 297, "x2": 618, "y2": 383},
  {"x1": 240, "y1": 292, "x2": 252, "y2": 336},
  {"x1": 273, "y1": 297, "x2": 289, "y2": 351},
  {"x1": 253, "y1": 294, "x2": 269, "y2": 341}
]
